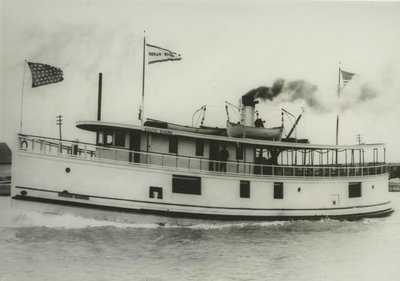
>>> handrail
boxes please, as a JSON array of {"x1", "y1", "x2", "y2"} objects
[{"x1": 18, "y1": 135, "x2": 388, "y2": 179}]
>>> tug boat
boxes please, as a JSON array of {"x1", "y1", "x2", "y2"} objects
[{"x1": 11, "y1": 87, "x2": 393, "y2": 220}]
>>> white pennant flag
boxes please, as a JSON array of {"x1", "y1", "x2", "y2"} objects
[{"x1": 147, "y1": 44, "x2": 182, "y2": 64}]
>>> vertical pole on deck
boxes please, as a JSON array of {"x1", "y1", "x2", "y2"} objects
[
  {"x1": 56, "y1": 115, "x2": 63, "y2": 141},
  {"x1": 97, "y1": 73, "x2": 103, "y2": 121},
  {"x1": 96, "y1": 73, "x2": 103, "y2": 145},
  {"x1": 56, "y1": 115, "x2": 63, "y2": 153},
  {"x1": 140, "y1": 34, "x2": 146, "y2": 126},
  {"x1": 335, "y1": 64, "x2": 341, "y2": 164}
]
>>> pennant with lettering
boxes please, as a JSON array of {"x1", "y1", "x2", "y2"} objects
[
  {"x1": 340, "y1": 69, "x2": 356, "y2": 87},
  {"x1": 27, "y1": 62, "x2": 64, "y2": 88},
  {"x1": 147, "y1": 44, "x2": 182, "y2": 64}
]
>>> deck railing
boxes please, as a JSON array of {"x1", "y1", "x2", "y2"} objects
[{"x1": 18, "y1": 135, "x2": 388, "y2": 179}]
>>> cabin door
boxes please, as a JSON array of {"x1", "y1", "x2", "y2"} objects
[
  {"x1": 209, "y1": 141, "x2": 219, "y2": 171},
  {"x1": 129, "y1": 131, "x2": 141, "y2": 163}
]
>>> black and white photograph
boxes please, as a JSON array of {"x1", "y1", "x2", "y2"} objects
[{"x1": 1, "y1": 0, "x2": 400, "y2": 280}]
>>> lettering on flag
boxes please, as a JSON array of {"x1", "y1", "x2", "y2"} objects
[
  {"x1": 147, "y1": 44, "x2": 182, "y2": 64},
  {"x1": 27, "y1": 62, "x2": 64, "y2": 88},
  {"x1": 340, "y1": 69, "x2": 356, "y2": 87}
]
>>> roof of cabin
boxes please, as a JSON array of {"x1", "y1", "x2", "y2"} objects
[{"x1": 76, "y1": 120, "x2": 385, "y2": 150}]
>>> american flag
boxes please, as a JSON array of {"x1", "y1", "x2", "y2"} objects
[
  {"x1": 27, "y1": 62, "x2": 64, "y2": 88},
  {"x1": 340, "y1": 69, "x2": 356, "y2": 87}
]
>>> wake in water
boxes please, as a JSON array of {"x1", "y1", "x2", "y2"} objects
[
  {"x1": 5, "y1": 209, "x2": 292, "y2": 230},
  {"x1": 2, "y1": 207, "x2": 372, "y2": 232},
  {"x1": 0, "y1": 197, "x2": 293, "y2": 230},
  {"x1": 0, "y1": 197, "x2": 385, "y2": 231}
]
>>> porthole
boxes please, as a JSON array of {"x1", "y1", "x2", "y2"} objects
[
  {"x1": 65, "y1": 167, "x2": 71, "y2": 173},
  {"x1": 298, "y1": 187, "x2": 301, "y2": 192}
]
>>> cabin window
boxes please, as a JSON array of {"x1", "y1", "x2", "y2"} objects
[
  {"x1": 105, "y1": 129, "x2": 113, "y2": 145},
  {"x1": 115, "y1": 129, "x2": 125, "y2": 147},
  {"x1": 172, "y1": 175, "x2": 201, "y2": 195},
  {"x1": 274, "y1": 182, "x2": 284, "y2": 199},
  {"x1": 195, "y1": 140, "x2": 204, "y2": 156},
  {"x1": 240, "y1": 180, "x2": 250, "y2": 198},
  {"x1": 169, "y1": 135, "x2": 178, "y2": 154},
  {"x1": 97, "y1": 131, "x2": 104, "y2": 145},
  {"x1": 236, "y1": 143, "x2": 244, "y2": 160},
  {"x1": 349, "y1": 182, "x2": 362, "y2": 198},
  {"x1": 149, "y1": 186, "x2": 163, "y2": 199}
]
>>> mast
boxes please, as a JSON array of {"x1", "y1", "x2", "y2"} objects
[
  {"x1": 141, "y1": 35, "x2": 146, "y2": 126},
  {"x1": 336, "y1": 65, "x2": 341, "y2": 145},
  {"x1": 97, "y1": 73, "x2": 103, "y2": 121},
  {"x1": 335, "y1": 65, "x2": 341, "y2": 164}
]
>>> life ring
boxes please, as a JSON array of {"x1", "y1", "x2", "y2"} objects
[{"x1": 20, "y1": 140, "x2": 28, "y2": 149}]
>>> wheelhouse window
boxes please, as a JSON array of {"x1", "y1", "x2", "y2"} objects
[
  {"x1": 349, "y1": 182, "x2": 362, "y2": 198},
  {"x1": 169, "y1": 135, "x2": 178, "y2": 154},
  {"x1": 114, "y1": 129, "x2": 126, "y2": 147},
  {"x1": 104, "y1": 129, "x2": 113, "y2": 145},
  {"x1": 195, "y1": 140, "x2": 204, "y2": 156},
  {"x1": 240, "y1": 180, "x2": 250, "y2": 198},
  {"x1": 274, "y1": 182, "x2": 284, "y2": 199},
  {"x1": 172, "y1": 175, "x2": 201, "y2": 195},
  {"x1": 97, "y1": 131, "x2": 104, "y2": 145}
]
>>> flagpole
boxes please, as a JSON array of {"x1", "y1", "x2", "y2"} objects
[
  {"x1": 141, "y1": 35, "x2": 146, "y2": 126},
  {"x1": 335, "y1": 65, "x2": 341, "y2": 146},
  {"x1": 19, "y1": 60, "x2": 27, "y2": 134},
  {"x1": 335, "y1": 65, "x2": 341, "y2": 164}
]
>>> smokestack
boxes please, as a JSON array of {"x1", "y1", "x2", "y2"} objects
[
  {"x1": 241, "y1": 90, "x2": 258, "y2": 126},
  {"x1": 97, "y1": 73, "x2": 102, "y2": 121},
  {"x1": 240, "y1": 82, "x2": 283, "y2": 126}
]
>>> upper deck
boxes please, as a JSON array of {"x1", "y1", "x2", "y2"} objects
[
  {"x1": 17, "y1": 119, "x2": 388, "y2": 179},
  {"x1": 76, "y1": 120, "x2": 386, "y2": 150}
]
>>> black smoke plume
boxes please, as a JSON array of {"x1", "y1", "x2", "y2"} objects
[
  {"x1": 284, "y1": 80, "x2": 322, "y2": 110},
  {"x1": 243, "y1": 78, "x2": 324, "y2": 111}
]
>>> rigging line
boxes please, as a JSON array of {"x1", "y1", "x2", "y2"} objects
[
  {"x1": 195, "y1": 107, "x2": 204, "y2": 126},
  {"x1": 192, "y1": 105, "x2": 206, "y2": 127},
  {"x1": 284, "y1": 112, "x2": 294, "y2": 126},
  {"x1": 225, "y1": 101, "x2": 241, "y2": 120},
  {"x1": 282, "y1": 108, "x2": 296, "y2": 118},
  {"x1": 197, "y1": 106, "x2": 205, "y2": 126},
  {"x1": 194, "y1": 113, "x2": 201, "y2": 127}
]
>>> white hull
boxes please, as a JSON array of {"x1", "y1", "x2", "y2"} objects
[{"x1": 12, "y1": 150, "x2": 393, "y2": 220}]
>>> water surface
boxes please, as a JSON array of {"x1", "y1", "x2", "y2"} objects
[{"x1": 1, "y1": 195, "x2": 399, "y2": 281}]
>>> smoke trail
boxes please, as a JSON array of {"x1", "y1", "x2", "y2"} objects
[
  {"x1": 244, "y1": 76, "x2": 382, "y2": 114},
  {"x1": 243, "y1": 78, "x2": 326, "y2": 112},
  {"x1": 283, "y1": 80, "x2": 324, "y2": 111},
  {"x1": 339, "y1": 79, "x2": 380, "y2": 112}
]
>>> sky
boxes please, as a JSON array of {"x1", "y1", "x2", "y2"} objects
[{"x1": 1, "y1": 0, "x2": 400, "y2": 161}]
